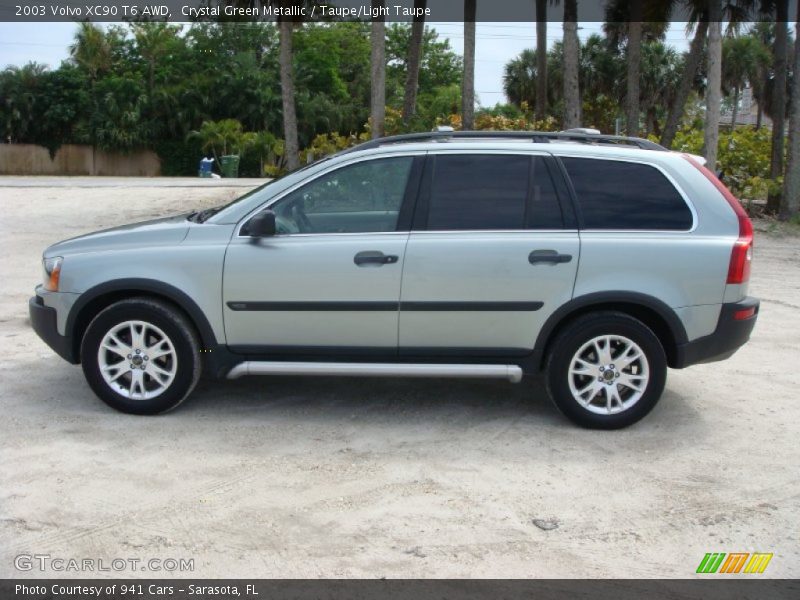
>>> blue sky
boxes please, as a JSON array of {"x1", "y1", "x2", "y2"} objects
[{"x1": 0, "y1": 21, "x2": 693, "y2": 107}]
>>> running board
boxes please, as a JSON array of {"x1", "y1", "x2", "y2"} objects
[{"x1": 226, "y1": 361, "x2": 523, "y2": 383}]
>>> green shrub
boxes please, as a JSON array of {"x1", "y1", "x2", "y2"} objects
[{"x1": 672, "y1": 126, "x2": 776, "y2": 201}]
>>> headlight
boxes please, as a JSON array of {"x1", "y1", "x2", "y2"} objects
[{"x1": 43, "y1": 256, "x2": 63, "y2": 292}]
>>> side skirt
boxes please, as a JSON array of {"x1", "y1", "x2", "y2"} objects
[{"x1": 227, "y1": 361, "x2": 524, "y2": 383}]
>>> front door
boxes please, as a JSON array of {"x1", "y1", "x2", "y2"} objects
[
  {"x1": 399, "y1": 152, "x2": 580, "y2": 354},
  {"x1": 223, "y1": 154, "x2": 420, "y2": 353}
]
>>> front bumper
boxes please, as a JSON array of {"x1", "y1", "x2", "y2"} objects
[
  {"x1": 29, "y1": 295, "x2": 78, "y2": 363},
  {"x1": 674, "y1": 296, "x2": 759, "y2": 368}
]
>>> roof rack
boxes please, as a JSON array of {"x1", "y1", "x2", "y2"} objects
[{"x1": 345, "y1": 130, "x2": 667, "y2": 154}]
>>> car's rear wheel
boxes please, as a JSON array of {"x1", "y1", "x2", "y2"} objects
[
  {"x1": 80, "y1": 298, "x2": 201, "y2": 414},
  {"x1": 545, "y1": 311, "x2": 667, "y2": 429}
]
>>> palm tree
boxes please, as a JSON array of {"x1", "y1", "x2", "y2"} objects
[
  {"x1": 766, "y1": 0, "x2": 790, "y2": 214},
  {"x1": 562, "y1": 0, "x2": 581, "y2": 128},
  {"x1": 189, "y1": 119, "x2": 245, "y2": 167},
  {"x1": 502, "y1": 48, "x2": 539, "y2": 106},
  {"x1": 370, "y1": 0, "x2": 386, "y2": 138},
  {"x1": 250, "y1": 131, "x2": 278, "y2": 176},
  {"x1": 748, "y1": 22, "x2": 775, "y2": 129},
  {"x1": 462, "y1": 0, "x2": 476, "y2": 129},
  {"x1": 625, "y1": 4, "x2": 644, "y2": 136},
  {"x1": 278, "y1": 10, "x2": 299, "y2": 170},
  {"x1": 722, "y1": 34, "x2": 770, "y2": 130},
  {"x1": 402, "y1": 0, "x2": 427, "y2": 124},
  {"x1": 535, "y1": 0, "x2": 549, "y2": 122},
  {"x1": 69, "y1": 23, "x2": 112, "y2": 83},
  {"x1": 704, "y1": 4, "x2": 723, "y2": 171},
  {"x1": 639, "y1": 42, "x2": 683, "y2": 137},
  {"x1": 131, "y1": 23, "x2": 180, "y2": 98},
  {"x1": 780, "y1": 3, "x2": 799, "y2": 220}
]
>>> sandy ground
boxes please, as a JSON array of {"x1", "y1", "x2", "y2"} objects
[{"x1": 0, "y1": 177, "x2": 798, "y2": 579}]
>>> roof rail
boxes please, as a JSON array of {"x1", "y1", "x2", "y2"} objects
[{"x1": 344, "y1": 130, "x2": 667, "y2": 154}]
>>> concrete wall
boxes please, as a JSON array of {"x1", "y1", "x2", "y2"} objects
[{"x1": 0, "y1": 144, "x2": 161, "y2": 176}]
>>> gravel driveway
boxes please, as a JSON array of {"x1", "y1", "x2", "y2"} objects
[{"x1": 1, "y1": 178, "x2": 798, "y2": 578}]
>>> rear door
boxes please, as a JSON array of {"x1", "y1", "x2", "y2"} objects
[
  {"x1": 398, "y1": 151, "x2": 580, "y2": 355},
  {"x1": 223, "y1": 154, "x2": 422, "y2": 353}
]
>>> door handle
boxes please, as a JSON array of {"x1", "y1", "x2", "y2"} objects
[
  {"x1": 354, "y1": 251, "x2": 399, "y2": 266},
  {"x1": 528, "y1": 249, "x2": 573, "y2": 265}
]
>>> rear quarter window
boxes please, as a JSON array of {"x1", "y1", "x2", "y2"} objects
[{"x1": 561, "y1": 157, "x2": 693, "y2": 230}]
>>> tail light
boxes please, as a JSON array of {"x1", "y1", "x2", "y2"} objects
[{"x1": 683, "y1": 155, "x2": 753, "y2": 284}]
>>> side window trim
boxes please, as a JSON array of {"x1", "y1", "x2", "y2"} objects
[
  {"x1": 237, "y1": 152, "x2": 424, "y2": 237},
  {"x1": 395, "y1": 155, "x2": 426, "y2": 232},
  {"x1": 543, "y1": 154, "x2": 579, "y2": 229},
  {"x1": 410, "y1": 153, "x2": 434, "y2": 231}
]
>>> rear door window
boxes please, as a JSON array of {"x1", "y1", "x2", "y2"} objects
[{"x1": 561, "y1": 157, "x2": 693, "y2": 230}]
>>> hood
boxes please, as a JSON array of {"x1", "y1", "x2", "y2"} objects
[{"x1": 45, "y1": 214, "x2": 191, "y2": 257}]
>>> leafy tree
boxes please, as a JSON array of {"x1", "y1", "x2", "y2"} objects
[
  {"x1": 386, "y1": 23, "x2": 462, "y2": 126},
  {"x1": 0, "y1": 63, "x2": 47, "y2": 143}
]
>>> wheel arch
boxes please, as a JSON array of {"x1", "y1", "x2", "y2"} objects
[
  {"x1": 532, "y1": 292, "x2": 688, "y2": 372},
  {"x1": 66, "y1": 279, "x2": 219, "y2": 363}
]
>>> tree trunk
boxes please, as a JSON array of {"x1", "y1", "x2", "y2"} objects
[
  {"x1": 648, "y1": 107, "x2": 662, "y2": 138},
  {"x1": 704, "y1": 13, "x2": 722, "y2": 172},
  {"x1": 562, "y1": 0, "x2": 581, "y2": 129},
  {"x1": 402, "y1": 0, "x2": 426, "y2": 124},
  {"x1": 279, "y1": 17, "x2": 299, "y2": 170},
  {"x1": 461, "y1": 0, "x2": 476, "y2": 129},
  {"x1": 756, "y1": 104, "x2": 763, "y2": 129},
  {"x1": 767, "y1": 0, "x2": 789, "y2": 214},
  {"x1": 731, "y1": 85, "x2": 739, "y2": 132},
  {"x1": 370, "y1": 1, "x2": 386, "y2": 139},
  {"x1": 535, "y1": 0, "x2": 547, "y2": 122},
  {"x1": 780, "y1": 2, "x2": 800, "y2": 220},
  {"x1": 625, "y1": 9, "x2": 643, "y2": 136},
  {"x1": 661, "y1": 20, "x2": 707, "y2": 148}
]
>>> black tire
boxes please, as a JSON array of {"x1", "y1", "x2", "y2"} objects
[
  {"x1": 545, "y1": 311, "x2": 667, "y2": 429},
  {"x1": 80, "y1": 297, "x2": 201, "y2": 415}
]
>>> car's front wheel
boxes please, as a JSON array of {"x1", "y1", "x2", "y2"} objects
[
  {"x1": 545, "y1": 311, "x2": 667, "y2": 429},
  {"x1": 80, "y1": 297, "x2": 201, "y2": 414}
]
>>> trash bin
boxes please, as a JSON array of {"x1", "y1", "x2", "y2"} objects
[
  {"x1": 198, "y1": 157, "x2": 214, "y2": 178},
  {"x1": 219, "y1": 155, "x2": 240, "y2": 178}
]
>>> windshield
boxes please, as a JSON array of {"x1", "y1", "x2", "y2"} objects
[{"x1": 188, "y1": 157, "x2": 333, "y2": 223}]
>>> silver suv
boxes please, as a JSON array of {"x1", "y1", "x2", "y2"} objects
[{"x1": 29, "y1": 131, "x2": 759, "y2": 428}]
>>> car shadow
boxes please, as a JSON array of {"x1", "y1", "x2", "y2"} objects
[{"x1": 8, "y1": 354, "x2": 701, "y2": 436}]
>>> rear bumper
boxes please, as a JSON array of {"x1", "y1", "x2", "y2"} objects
[
  {"x1": 673, "y1": 297, "x2": 759, "y2": 368},
  {"x1": 29, "y1": 295, "x2": 78, "y2": 364}
]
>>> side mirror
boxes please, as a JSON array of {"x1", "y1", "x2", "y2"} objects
[{"x1": 245, "y1": 210, "x2": 276, "y2": 237}]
